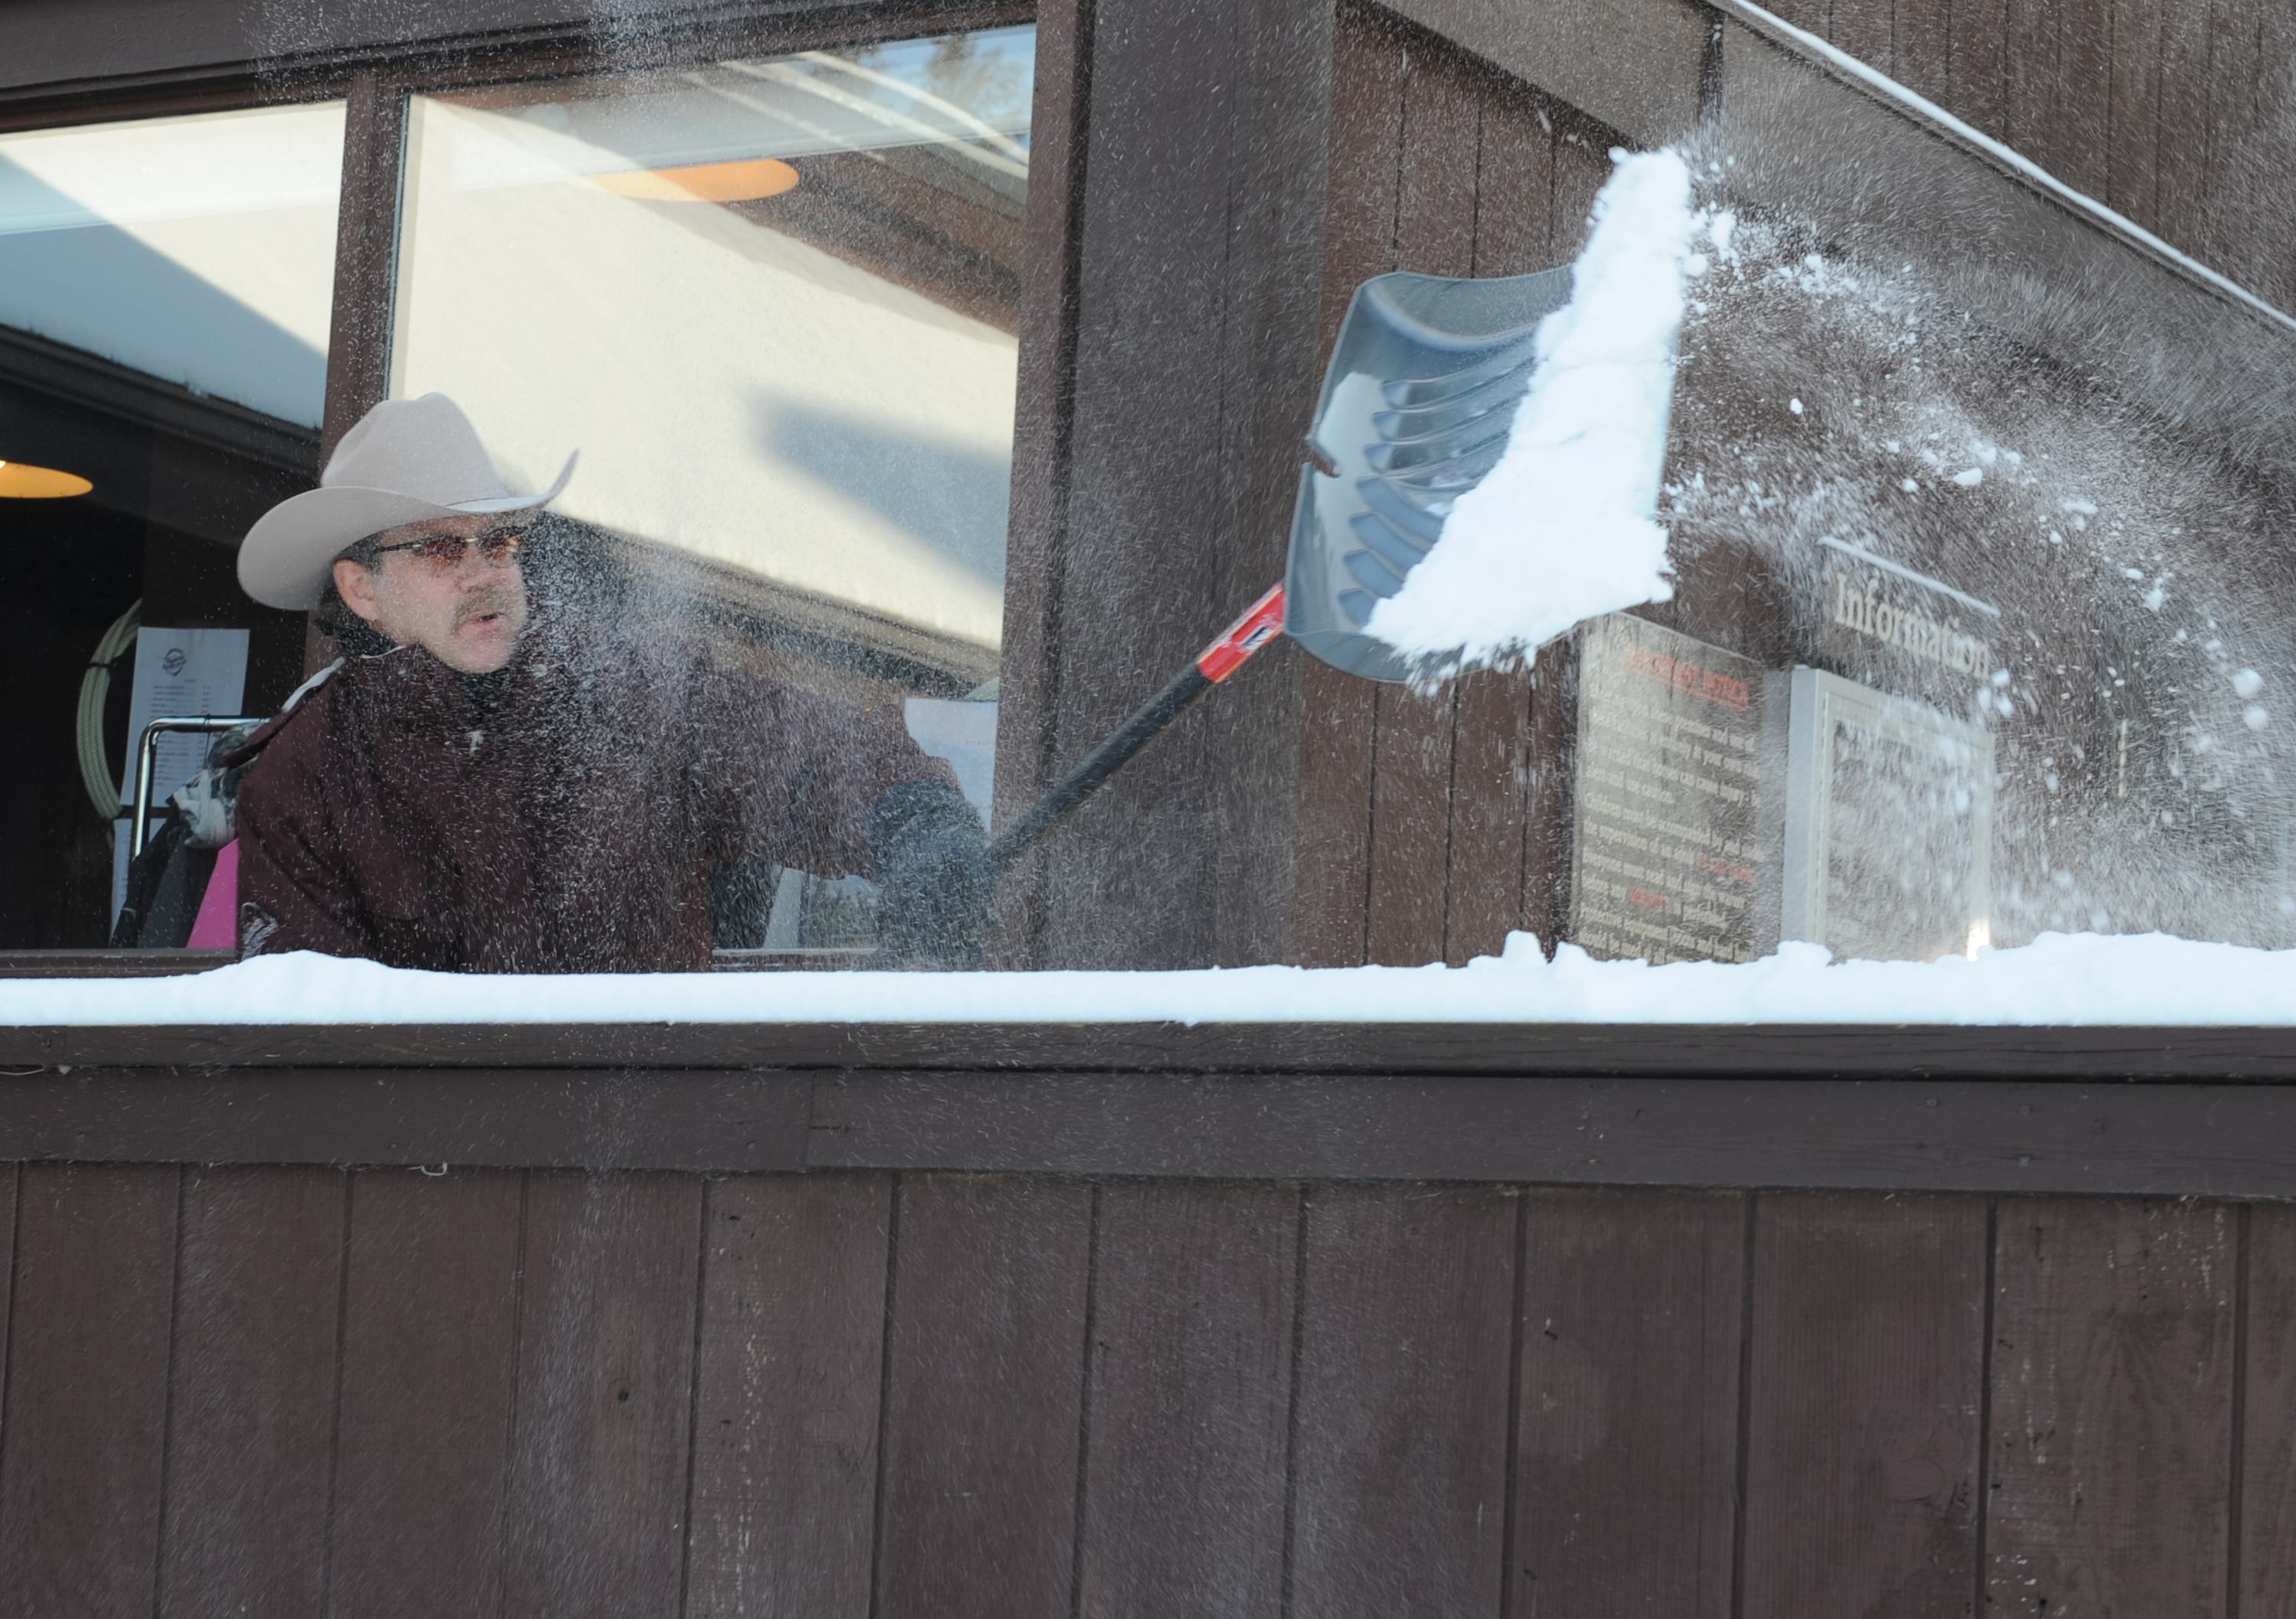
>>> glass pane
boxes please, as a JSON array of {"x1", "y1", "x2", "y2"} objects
[
  {"x1": 0, "y1": 104, "x2": 342, "y2": 424},
  {"x1": 390, "y1": 28, "x2": 1032, "y2": 955},
  {"x1": 0, "y1": 103, "x2": 342, "y2": 949}
]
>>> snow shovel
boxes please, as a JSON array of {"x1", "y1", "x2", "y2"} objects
[{"x1": 987, "y1": 263, "x2": 1577, "y2": 870}]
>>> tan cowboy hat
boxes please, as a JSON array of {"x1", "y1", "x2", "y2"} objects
[{"x1": 237, "y1": 393, "x2": 577, "y2": 610}]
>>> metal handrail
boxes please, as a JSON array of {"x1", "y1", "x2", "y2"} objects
[{"x1": 129, "y1": 716, "x2": 264, "y2": 859}]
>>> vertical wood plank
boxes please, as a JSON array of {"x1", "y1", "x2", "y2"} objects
[
  {"x1": 1364, "y1": 41, "x2": 1481, "y2": 969},
  {"x1": 2053, "y1": 0, "x2": 2114, "y2": 201},
  {"x1": 1518, "y1": 647, "x2": 1580, "y2": 948},
  {"x1": 310, "y1": 72, "x2": 412, "y2": 674},
  {"x1": 1986, "y1": 1199, "x2": 2236, "y2": 1617},
  {"x1": 873, "y1": 1175, "x2": 1092, "y2": 1619},
  {"x1": 1205, "y1": 0, "x2": 1340, "y2": 968},
  {"x1": 2197, "y1": 0, "x2": 2265, "y2": 289},
  {"x1": 0, "y1": 1164, "x2": 177, "y2": 1619},
  {"x1": 1366, "y1": 684, "x2": 1460, "y2": 963},
  {"x1": 321, "y1": 73, "x2": 407, "y2": 462},
  {"x1": 328, "y1": 1168, "x2": 523, "y2": 1619},
  {"x1": 1075, "y1": 1182, "x2": 1296, "y2": 1619},
  {"x1": 1949, "y1": 0, "x2": 2013, "y2": 145},
  {"x1": 1472, "y1": 73, "x2": 1554, "y2": 274},
  {"x1": 2001, "y1": 0, "x2": 2062, "y2": 174},
  {"x1": 1290, "y1": 1185, "x2": 1516, "y2": 1619},
  {"x1": 1438, "y1": 583, "x2": 1532, "y2": 924},
  {"x1": 1443, "y1": 73, "x2": 1551, "y2": 966},
  {"x1": 157, "y1": 1167, "x2": 346, "y2": 1619},
  {"x1": 1759, "y1": 0, "x2": 1831, "y2": 34},
  {"x1": 2105, "y1": 0, "x2": 2164, "y2": 230},
  {"x1": 683, "y1": 1173, "x2": 890, "y2": 1619},
  {"x1": 1039, "y1": 0, "x2": 1335, "y2": 968},
  {"x1": 2150, "y1": 0, "x2": 2213, "y2": 267},
  {"x1": 2240, "y1": 1203, "x2": 2296, "y2": 1612},
  {"x1": 501, "y1": 1173, "x2": 702, "y2": 1619},
  {"x1": 1896, "y1": 0, "x2": 1956, "y2": 109},
  {"x1": 1831, "y1": 0, "x2": 1896, "y2": 73},
  {"x1": 990, "y1": 0, "x2": 1091, "y2": 967},
  {"x1": 1740, "y1": 1193, "x2": 1986, "y2": 1618},
  {"x1": 1548, "y1": 124, "x2": 1612, "y2": 263},
  {"x1": 2249, "y1": 4, "x2": 2296, "y2": 313},
  {"x1": 1295, "y1": 8, "x2": 1407, "y2": 967},
  {"x1": 1511, "y1": 1190, "x2": 1743, "y2": 1619},
  {"x1": 0, "y1": 1165, "x2": 15, "y2": 1449}
]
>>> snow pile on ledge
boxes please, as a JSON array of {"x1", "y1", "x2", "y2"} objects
[
  {"x1": 6, "y1": 931, "x2": 2296, "y2": 1026},
  {"x1": 1365, "y1": 147, "x2": 1700, "y2": 675}
]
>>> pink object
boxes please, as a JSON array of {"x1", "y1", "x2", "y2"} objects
[{"x1": 187, "y1": 839, "x2": 240, "y2": 950}]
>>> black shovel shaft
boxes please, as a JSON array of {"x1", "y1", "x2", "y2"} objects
[
  {"x1": 987, "y1": 583, "x2": 1288, "y2": 870},
  {"x1": 986, "y1": 662, "x2": 1215, "y2": 870}
]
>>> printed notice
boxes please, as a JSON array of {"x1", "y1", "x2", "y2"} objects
[
  {"x1": 1568, "y1": 615, "x2": 1777, "y2": 965},
  {"x1": 119, "y1": 626, "x2": 250, "y2": 808}
]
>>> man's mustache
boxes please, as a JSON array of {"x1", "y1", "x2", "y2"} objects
[{"x1": 453, "y1": 589, "x2": 521, "y2": 629}]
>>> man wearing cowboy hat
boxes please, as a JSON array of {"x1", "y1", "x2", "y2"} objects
[{"x1": 227, "y1": 392, "x2": 992, "y2": 972}]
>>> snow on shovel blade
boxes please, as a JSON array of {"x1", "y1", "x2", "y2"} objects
[{"x1": 1283, "y1": 266, "x2": 1575, "y2": 684}]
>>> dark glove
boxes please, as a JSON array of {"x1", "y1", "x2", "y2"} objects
[{"x1": 866, "y1": 779, "x2": 994, "y2": 968}]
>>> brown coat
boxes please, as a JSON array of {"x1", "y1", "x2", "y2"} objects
[{"x1": 233, "y1": 615, "x2": 957, "y2": 971}]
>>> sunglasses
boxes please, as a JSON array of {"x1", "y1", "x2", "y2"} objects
[{"x1": 370, "y1": 525, "x2": 528, "y2": 570}]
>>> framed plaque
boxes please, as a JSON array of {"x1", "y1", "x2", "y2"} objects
[
  {"x1": 1782, "y1": 666, "x2": 1994, "y2": 961},
  {"x1": 1567, "y1": 615, "x2": 1782, "y2": 965}
]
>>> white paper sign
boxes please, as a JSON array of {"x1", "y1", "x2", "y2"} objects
[{"x1": 119, "y1": 626, "x2": 251, "y2": 808}]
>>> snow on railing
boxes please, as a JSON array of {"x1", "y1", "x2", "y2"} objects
[{"x1": 5, "y1": 932, "x2": 2296, "y2": 1026}]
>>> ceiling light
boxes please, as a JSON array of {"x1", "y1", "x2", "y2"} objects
[
  {"x1": 594, "y1": 158, "x2": 801, "y2": 204},
  {"x1": 0, "y1": 459, "x2": 91, "y2": 498}
]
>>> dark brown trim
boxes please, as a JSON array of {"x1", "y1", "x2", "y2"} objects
[
  {"x1": 0, "y1": 77, "x2": 341, "y2": 135},
  {"x1": 318, "y1": 73, "x2": 407, "y2": 465},
  {"x1": 5, "y1": 1020, "x2": 2296, "y2": 1078},
  {"x1": 988, "y1": 0, "x2": 1093, "y2": 965},
  {"x1": 0, "y1": 1069, "x2": 809, "y2": 1172},
  {"x1": 358, "y1": 2, "x2": 1032, "y2": 98},
  {"x1": 808, "y1": 1071, "x2": 2296, "y2": 1196},
  {"x1": 0, "y1": 1065, "x2": 2292, "y2": 1197},
  {"x1": 0, "y1": 0, "x2": 1023, "y2": 116},
  {"x1": 0, "y1": 953, "x2": 233, "y2": 981}
]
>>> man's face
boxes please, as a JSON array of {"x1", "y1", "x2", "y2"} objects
[{"x1": 332, "y1": 514, "x2": 530, "y2": 674}]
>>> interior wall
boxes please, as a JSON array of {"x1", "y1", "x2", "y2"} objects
[{"x1": 0, "y1": 370, "x2": 312, "y2": 948}]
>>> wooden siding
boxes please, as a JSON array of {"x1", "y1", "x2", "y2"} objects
[
  {"x1": 1750, "y1": 0, "x2": 2294, "y2": 310},
  {"x1": 1297, "y1": 8, "x2": 1616, "y2": 967},
  {"x1": 1001, "y1": 0, "x2": 1336, "y2": 971},
  {"x1": 1301, "y1": 0, "x2": 2296, "y2": 965},
  {"x1": 0, "y1": 1166, "x2": 2279, "y2": 1617}
]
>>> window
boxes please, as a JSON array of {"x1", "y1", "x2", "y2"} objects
[
  {"x1": 0, "y1": 102, "x2": 344, "y2": 948},
  {"x1": 388, "y1": 28, "x2": 1032, "y2": 951}
]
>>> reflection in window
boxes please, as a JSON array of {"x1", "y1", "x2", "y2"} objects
[
  {"x1": 0, "y1": 104, "x2": 341, "y2": 948},
  {"x1": 392, "y1": 29, "x2": 1032, "y2": 953}
]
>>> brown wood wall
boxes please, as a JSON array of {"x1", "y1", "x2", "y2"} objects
[
  {"x1": 1757, "y1": 0, "x2": 2296, "y2": 312},
  {"x1": 1299, "y1": 0, "x2": 2296, "y2": 967},
  {"x1": 1295, "y1": 10, "x2": 1616, "y2": 968},
  {"x1": 2, "y1": 1162, "x2": 2287, "y2": 1618}
]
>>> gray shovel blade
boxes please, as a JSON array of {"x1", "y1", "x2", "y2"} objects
[{"x1": 1284, "y1": 265, "x2": 1575, "y2": 682}]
